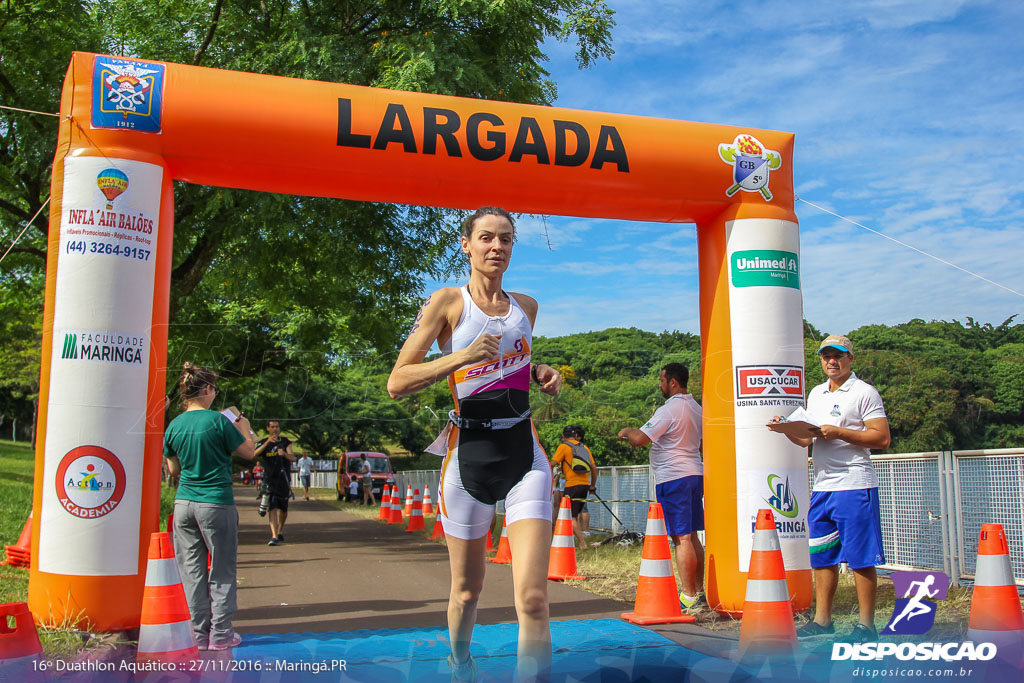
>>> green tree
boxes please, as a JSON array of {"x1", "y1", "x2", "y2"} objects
[{"x1": 0, "y1": 0, "x2": 616, "y2": 421}]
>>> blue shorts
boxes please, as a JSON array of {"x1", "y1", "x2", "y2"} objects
[
  {"x1": 808, "y1": 488, "x2": 885, "y2": 569},
  {"x1": 655, "y1": 475, "x2": 704, "y2": 537}
]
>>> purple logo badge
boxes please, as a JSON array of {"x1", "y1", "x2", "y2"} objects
[{"x1": 882, "y1": 571, "x2": 950, "y2": 635}]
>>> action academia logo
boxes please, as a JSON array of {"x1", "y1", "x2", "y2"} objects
[
  {"x1": 718, "y1": 134, "x2": 782, "y2": 201},
  {"x1": 54, "y1": 445, "x2": 127, "y2": 520}
]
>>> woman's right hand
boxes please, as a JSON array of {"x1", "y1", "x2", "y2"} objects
[{"x1": 462, "y1": 333, "x2": 501, "y2": 364}]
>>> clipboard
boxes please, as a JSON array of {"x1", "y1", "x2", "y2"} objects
[
  {"x1": 221, "y1": 405, "x2": 256, "y2": 437},
  {"x1": 770, "y1": 420, "x2": 820, "y2": 439},
  {"x1": 767, "y1": 406, "x2": 820, "y2": 439}
]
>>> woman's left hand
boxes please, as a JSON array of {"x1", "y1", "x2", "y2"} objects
[{"x1": 534, "y1": 364, "x2": 562, "y2": 396}]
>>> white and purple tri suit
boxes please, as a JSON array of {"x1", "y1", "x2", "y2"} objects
[{"x1": 434, "y1": 286, "x2": 552, "y2": 540}]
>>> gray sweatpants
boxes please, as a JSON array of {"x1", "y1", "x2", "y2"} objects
[{"x1": 172, "y1": 500, "x2": 238, "y2": 648}]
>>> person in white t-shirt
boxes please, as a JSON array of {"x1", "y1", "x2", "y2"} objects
[
  {"x1": 618, "y1": 362, "x2": 704, "y2": 610},
  {"x1": 297, "y1": 452, "x2": 314, "y2": 500},
  {"x1": 769, "y1": 334, "x2": 890, "y2": 643}
]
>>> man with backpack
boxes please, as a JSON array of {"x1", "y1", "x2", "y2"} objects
[{"x1": 550, "y1": 425, "x2": 596, "y2": 549}]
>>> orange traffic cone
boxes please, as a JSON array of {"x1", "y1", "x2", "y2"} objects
[
  {"x1": 738, "y1": 509, "x2": 797, "y2": 656},
  {"x1": 378, "y1": 485, "x2": 391, "y2": 520},
  {"x1": 486, "y1": 528, "x2": 495, "y2": 552},
  {"x1": 403, "y1": 485, "x2": 414, "y2": 516},
  {"x1": 548, "y1": 497, "x2": 585, "y2": 581},
  {"x1": 489, "y1": 518, "x2": 512, "y2": 564},
  {"x1": 422, "y1": 485, "x2": 434, "y2": 516},
  {"x1": 621, "y1": 503, "x2": 696, "y2": 625},
  {"x1": 0, "y1": 602, "x2": 43, "y2": 675},
  {"x1": 966, "y1": 523, "x2": 1024, "y2": 666},
  {"x1": 429, "y1": 516, "x2": 445, "y2": 541},
  {"x1": 137, "y1": 532, "x2": 200, "y2": 666},
  {"x1": 389, "y1": 489, "x2": 405, "y2": 525},
  {"x1": 405, "y1": 489, "x2": 425, "y2": 533},
  {"x1": 2, "y1": 514, "x2": 31, "y2": 568}
]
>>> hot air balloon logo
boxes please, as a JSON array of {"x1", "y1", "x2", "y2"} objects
[{"x1": 96, "y1": 169, "x2": 129, "y2": 209}]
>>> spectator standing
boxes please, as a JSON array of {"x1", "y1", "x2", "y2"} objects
[
  {"x1": 359, "y1": 454, "x2": 376, "y2": 507},
  {"x1": 348, "y1": 477, "x2": 359, "y2": 503},
  {"x1": 769, "y1": 334, "x2": 890, "y2": 642},
  {"x1": 163, "y1": 362, "x2": 254, "y2": 651},
  {"x1": 550, "y1": 425, "x2": 596, "y2": 549},
  {"x1": 617, "y1": 362, "x2": 705, "y2": 610},
  {"x1": 254, "y1": 420, "x2": 295, "y2": 545},
  {"x1": 297, "y1": 450, "x2": 314, "y2": 500}
]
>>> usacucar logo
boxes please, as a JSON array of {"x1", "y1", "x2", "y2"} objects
[
  {"x1": 736, "y1": 365, "x2": 803, "y2": 398},
  {"x1": 718, "y1": 134, "x2": 782, "y2": 201}
]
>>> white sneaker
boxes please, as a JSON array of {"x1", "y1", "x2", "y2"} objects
[
  {"x1": 447, "y1": 653, "x2": 479, "y2": 682},
  {"x1": 208, "y1": 633, "x2": 242, "y2": 651}
]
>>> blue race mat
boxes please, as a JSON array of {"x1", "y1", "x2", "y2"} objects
[{"x1": 230, "y1": 618, "x2": 750, "y2": 682}]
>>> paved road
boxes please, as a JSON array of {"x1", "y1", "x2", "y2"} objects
[{"x1": 231, "y1": 489, "x2": 630, "y2": 635}]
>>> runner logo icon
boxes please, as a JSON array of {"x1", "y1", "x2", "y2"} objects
[{"x1": 883, "y1": 570, "x2": 950, "y2": 635}]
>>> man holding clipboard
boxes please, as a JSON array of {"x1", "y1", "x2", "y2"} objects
[{"x1": 768, "y1": 334, "x2": 890, "y2": 643}]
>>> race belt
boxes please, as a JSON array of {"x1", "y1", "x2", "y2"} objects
[{"x1": 447, "y1": 409, "x2": 531, "y2": 431}]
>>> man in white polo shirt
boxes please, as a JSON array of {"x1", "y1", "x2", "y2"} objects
[
  {"x1": 618, "y1": 362, "x2": 704, "y2": 610},
  {"x1": 770, "y1": 334, "x2": 890, "y2": 643}
]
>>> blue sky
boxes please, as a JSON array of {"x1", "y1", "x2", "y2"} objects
[{"x1": 429, "y1": 0, "x2": 1024, "y2": 338}]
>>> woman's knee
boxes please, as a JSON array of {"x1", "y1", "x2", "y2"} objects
[
  {"x1": 451, "y1": 579, "x2": 484, "y2": 608},
  {"x1": 515, "y1": 586, "x2": 549, "y2": 621}
]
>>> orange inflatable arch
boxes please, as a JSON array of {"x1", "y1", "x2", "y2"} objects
[{"x1": 31, "y1": 52, "x2": 811, "y2": 630}]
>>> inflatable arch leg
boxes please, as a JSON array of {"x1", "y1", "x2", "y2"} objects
[
  {"x1": 698, "y1": 206, "x2": 811, "y2": 615},
  {"x1": 28, "y1": 143, "x2": 174, "y2": 630}
]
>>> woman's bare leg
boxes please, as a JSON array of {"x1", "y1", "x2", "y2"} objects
[
  {"x1": 508, "y1": 518, "x2": 553, "y2": 681},
  {"x1": 445, "y1": 534, "x2": 488, "y2": 665}
]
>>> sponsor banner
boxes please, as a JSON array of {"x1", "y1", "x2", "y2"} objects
[
  {"x1": 730, "y1": 249, "x2": 799, "y2": 289},
  {"x1": 92, "y1": 56, "x2": 165, "y2": 133},
  {"x1": 738, "y1": 464, "x2": 810, "y2": 571},
  {"x1": 59, "y1": 329, "x2": 147, "y2": 365},
  {"x1": 725, "y1": 218, "x2": 808, "y2": 572},
  {"x1": 39, "y1": 156, "x2": 163, "y2": 575},
  {"x1": 735, "y1": 364, "x2": 804, "y2": 407}
]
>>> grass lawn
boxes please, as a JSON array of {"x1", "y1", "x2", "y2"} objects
[{"x1": 0, "y1": 439, "x2": 176, "y2": 658}]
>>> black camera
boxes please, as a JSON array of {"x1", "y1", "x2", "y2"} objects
[{"x1": 257, "y1": 483, "x2": 271, "y2": 516}]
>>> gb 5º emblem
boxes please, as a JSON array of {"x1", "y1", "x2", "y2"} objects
[{"x1": 718, "y1": 134, "x2": 782, "y2": 201}]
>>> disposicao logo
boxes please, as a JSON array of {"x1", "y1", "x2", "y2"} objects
[
  {"x1": 883, "y1": 571, "x2": 949, "y2": 635},
  {"x1": 832, "y1": 570, "x2": 998, "y2": 663}
]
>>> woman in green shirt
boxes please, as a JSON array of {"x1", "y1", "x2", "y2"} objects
[{"x1": 163, "y1": 362, "x2": 255, "y2": 651}]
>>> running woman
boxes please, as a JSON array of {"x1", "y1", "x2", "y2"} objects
[{"x1": 388, "y1": 207, "x2": 561, "y2": 682}]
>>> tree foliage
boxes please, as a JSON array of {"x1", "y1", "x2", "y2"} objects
[{"x1": 0, "y1": 0, "x2": 616, "y2": 436}]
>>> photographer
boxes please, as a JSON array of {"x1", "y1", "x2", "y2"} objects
[
  {"x1": 550, "y1": 425, "x2": 596, "y2": 550},
  {"x1": 254, "y1": 420, "x2": 295, "y2": 546}
]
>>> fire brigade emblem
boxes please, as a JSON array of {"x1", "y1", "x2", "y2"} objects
[{"x1": 718, "y1": 134, "x2": 782, "y2": 201}]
